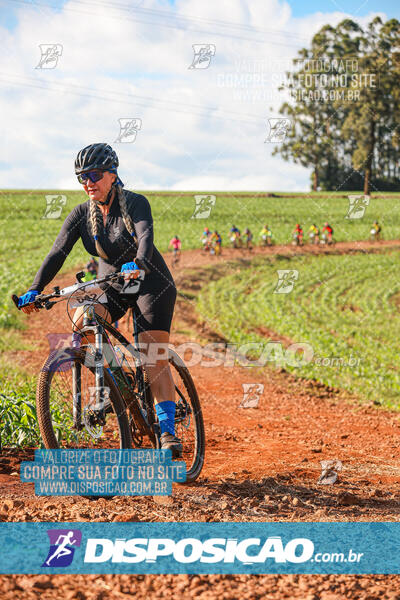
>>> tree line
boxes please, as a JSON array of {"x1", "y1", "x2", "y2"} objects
[{"x1": 273, "y1": 17, "x2": 400, "y2": 193}]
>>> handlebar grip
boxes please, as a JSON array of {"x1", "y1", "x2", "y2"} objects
[{"x1": 11, "y1": 294, "x2": 21, "y2": 310}]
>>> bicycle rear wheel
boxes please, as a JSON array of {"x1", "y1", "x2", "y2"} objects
[
  {"x1": 37, "y1": 347, "x2": 132, "y2": 449},
  {"x1": 168, "y1": 349, "x2": 205, "y2": 483},
  {"x1": 94, "y1": 319, "x2": 205, "y2": 481}
]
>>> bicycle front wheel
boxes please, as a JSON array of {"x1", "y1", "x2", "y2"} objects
[{"x1": 37, "y1": 347, "x2": 132, "y2": 449}]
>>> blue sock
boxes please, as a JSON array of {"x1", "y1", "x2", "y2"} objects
[{"x1": 155, "y1": 401, "x2": 176, "y2": 435}]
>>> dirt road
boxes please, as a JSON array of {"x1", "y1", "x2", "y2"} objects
[{"x1": 1, "y1": 240, "x2": 400, "y2": 598}]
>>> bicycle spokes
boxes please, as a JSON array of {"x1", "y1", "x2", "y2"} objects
[{"x1": 41, "y1": 352, "x2": 129, "y2": 449}]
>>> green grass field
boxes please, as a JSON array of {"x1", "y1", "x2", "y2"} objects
[
  {"x1": 1, "y1": 189, "x2": 400, "y2": 331},
  {"x1": 196, "y1": 250, "x2": 400, "y2": 409},
  {"x1": 1, "y1": 189, "x2": 400, "y2": 429}
]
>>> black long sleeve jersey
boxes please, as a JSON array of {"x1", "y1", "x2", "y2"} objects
[{"x1": 29, "y1": 190, "x2": 171, "y2": 293}]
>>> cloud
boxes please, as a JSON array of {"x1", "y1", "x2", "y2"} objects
[
  {"x1": 0, "y1": 0, "x2": 387, "y2": 190},
  {"x1": 169, "y1": 161, "x2": 308, "y2": 191}
]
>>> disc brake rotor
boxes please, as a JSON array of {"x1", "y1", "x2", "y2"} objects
[
  {"x1": 175, "y1": 399, "x2": 191, "y2": 429},
  {"x1": 83, "y1": 406, "x2": 104, "y2": 439}
]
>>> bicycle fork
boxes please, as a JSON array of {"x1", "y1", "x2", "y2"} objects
[
  {"x1": 71, "y1": 360, "x2": 82, "y2": 430},
  {"x1": 72, "y1": 304, "x2": 106, "y2": 428}
]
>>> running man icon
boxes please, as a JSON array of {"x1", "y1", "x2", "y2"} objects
[
  {"x1": 42, "y1": 194, "x2": 67, "y2": 219},
  {"x1": 42, "y1": 529, "x2": 82, "y2": 567}
]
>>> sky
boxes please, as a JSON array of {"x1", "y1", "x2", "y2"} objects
[{"x1": 0, "y1": 0, "x2": 397, "y2": 191}]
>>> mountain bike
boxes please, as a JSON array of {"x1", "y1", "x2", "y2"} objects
[
  {"x1": 244, "y1": 237, "x2": 253, "y2": 251},
  {"x1": 12, "y1": 271, "x2": 205, "y2": 482},
  {"x1": 308, "y1": 232, "x2": 320, "y2": 245},
  {"x1": 320, "y1": 233, "x2": 336, "y2": 246},
  {"x1": 171, "y1": 248, "x2": 181, "y2": 267},
  {"x1": 230, "y1": 234, "x2": 242, "y2": 249},
  {"x1": 201, "y1": 236, "x2": 211, "y2": 252},
  {"x1": 211, "y1": 241, "x2": 222, "y2": 256},
  {"x1": 291, "y1": 232, "x2": 303, "y2": 246},
  {"x1": 370, "y1": 229, "x2": 383, "y2": 242},
  {"x1": 260, "y1": 234, "x2": 273, "y2": 247}
]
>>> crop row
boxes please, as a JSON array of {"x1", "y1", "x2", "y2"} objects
[
  {"x1": 3, "y1": 190, "x2": 400, "y2": 329},
  {"x1": 196, "y1": 251, "x2": 400, "y2": 408}
]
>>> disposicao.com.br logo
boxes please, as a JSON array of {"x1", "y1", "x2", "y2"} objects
[
  {"x1": 81, "y1": 536, "x2": 362, "y2": 565},
  {"x1": 38, "y1": 529, "x2": 364, "y2": 572}
]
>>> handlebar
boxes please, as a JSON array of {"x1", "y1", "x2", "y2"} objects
[{"x1": 12, "y1": 270, "x2": 144, "y2": 311}]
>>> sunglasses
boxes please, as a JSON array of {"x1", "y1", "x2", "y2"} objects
[{"x1": 77, "y1": 170, "x2": 105, "y2": 184}]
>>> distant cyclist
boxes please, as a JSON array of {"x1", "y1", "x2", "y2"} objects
[
  {"x1": 259, "y1": 224, "x2": 272, "y2": 246},
  {"x1": 322, "y1": 222, "x2": 334, "y2": 244},
  {"x1": 244, "y1": 228, "x2": 253, "y2": 250},
  {"x1": 292, "y1": 223, "x2": 303, "y2": 246},
  {"x1": 308, "y1": 224, "x2": 320, "y2": 245},
  {"x1": 201, "y1": 227, "x2": 211, "y2": 252},
  {"x1": 230, "y1": 225, "x2": 242, "y2": 248},
  {"x1": 83, "y1": 256, "x2": 98, "y2": 281},
  {"x1": 210, "y1": 230, "x2": 222, "y2": 255},
  {"x1": 82, "y1": 256, "x2": 119, "y2": 324},
  {"x1": 169, "y1": 235, "x2": 181, "y2": 265}
]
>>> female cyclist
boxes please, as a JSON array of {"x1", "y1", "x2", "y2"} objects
[{"x1": 17, "y1": 143, "x2": 182, "y2": 457}]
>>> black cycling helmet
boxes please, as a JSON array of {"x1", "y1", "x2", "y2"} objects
[{"x1": 75, "y1": 143, "x2": 119, "y2": 175}]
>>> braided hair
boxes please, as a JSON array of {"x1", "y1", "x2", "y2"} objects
[
  {"x1": 88, "y1": 184, "x2": 137, "y2": 260},
  {"x1": 88, "y1": 197, "x2": 108, "y2": 260},
  {"x1": 116, "y1": 184, "x2": 137, "y2": 242}
]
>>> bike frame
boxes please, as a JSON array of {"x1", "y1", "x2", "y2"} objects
[
  {"x1": 14, "y1": 270, "x2": 176, "y2": 446},
  {"x1": 71, "y1": 303, "x2": 109, "y2": 428},
  {"x1": 70, "y1": 304, "x2": 157, "y2": 445},
  {"x1": 17, "y1": 271, "x2": 146, "y2": 434}
]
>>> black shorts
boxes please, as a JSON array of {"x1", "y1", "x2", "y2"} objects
[{"x1": 104, "y1": 272, "x2": 177, "y2": 333}]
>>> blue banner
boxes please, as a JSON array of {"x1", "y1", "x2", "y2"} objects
[
  {"x1": 19, "y1": 450, "x2": 186, "y2": 496},
  {"x1": 0, "y1": 522, "x2": 399, "y2": 574}
]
